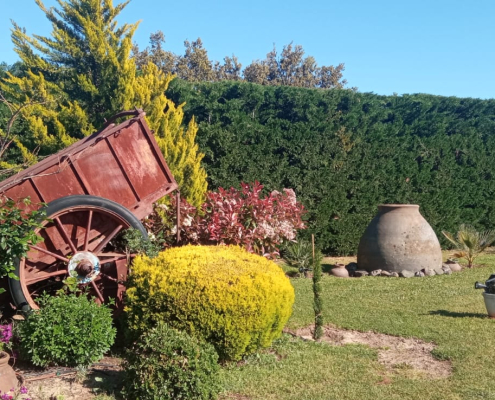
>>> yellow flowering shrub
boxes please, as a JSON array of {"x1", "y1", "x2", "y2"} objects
[{"x1": 125, "y1": 245, "x2": 295, "y2": 361}]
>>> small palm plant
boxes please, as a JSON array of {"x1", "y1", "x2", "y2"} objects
[
  {"x1": 283, "y1": 240, "x2": 322, "y2": 277},
  {"x1": 283, "y1": 240, "x2": 312, "y2": 277},
  {"x1": 442, "y1": 224, "x2": 495, "y2": 268}
]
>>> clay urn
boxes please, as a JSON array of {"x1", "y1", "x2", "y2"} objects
[
  {"x1": 330, "y1": 263, "x2": 349, "y2": 278},
  {"x1": 0, "y1": 352, "x2": 17, "y2": 394},
  {"x1": 357, "y1": 204, "x2": 442, "y2": 273}
]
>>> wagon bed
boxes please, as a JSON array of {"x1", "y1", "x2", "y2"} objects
[
  {"x1": 0, "y1": 109, "x2": 177, "y2": 218},
  {"x1": 0, "y1": 109, "x2": 178, "y2": 313}
]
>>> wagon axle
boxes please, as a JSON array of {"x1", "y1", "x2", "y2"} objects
[
  {"x1": 75, "y1": 259, "x2": 94, "y2": 277},
  {"x1": 68, "y1": 251, "x2": 101, "y2": 284}
]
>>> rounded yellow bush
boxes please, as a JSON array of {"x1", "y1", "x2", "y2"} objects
[{"x1": 125, "y1": 245, "x2": 295, "y2": 360}]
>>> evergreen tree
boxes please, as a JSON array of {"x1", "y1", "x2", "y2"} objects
[
  {"x1": 214, "y1": 55, "x2": 243, "y2": 81},
  {"x1": 243, "y1": 42, "x2": 347, "y2": 89},
  {"x1": 133, "y1": 34, "x2": 347, "y2": 88},
  {"x1": 132, "y1": 31, "x2": 176, "y2": 75},
  {"x1": 0, "y1": 0, "x2": 207, "y2": 205},
  {"x1": 174, "y1": 38, "x2": 215, "y2": 82},
  {"x1": 133, "y1": 63, "x2": 207, "y2": 207}
]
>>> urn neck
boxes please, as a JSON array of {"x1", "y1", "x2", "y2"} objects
[
  {"x1": 378, "y1": 204, "x2": 419, "y2": 213},
  {"x1": 0, "y1": 352, "x2": 9, "y2": 366}
]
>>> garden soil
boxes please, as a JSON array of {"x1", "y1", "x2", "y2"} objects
[
  {"x1": 15, "y1": 356, "x2": 124, "y2": 400},
  {"x1": 291, "y1": 325, "x2": 452, "y2": 379}
]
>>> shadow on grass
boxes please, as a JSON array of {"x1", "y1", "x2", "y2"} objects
[
  {"x1": 428, "y1": 309, "x2": 488, "y2": 319},
  {"x1": 322, "y1": 263, "x2": 333, "y2": 274},
  {"x1": 285, "y1": 270, "x2": 300, "y2": 278},
  {"x1": 83, "y1": 368, "x2": 125, "y2": 399}
]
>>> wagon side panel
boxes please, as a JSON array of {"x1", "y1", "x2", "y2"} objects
[
  {"x1": 0, "y1": 113, "x2": 178, "y2": 219},
  {"x1": 105, "y1": 119, "x2": 177, "y2": 218},
  {"x1": 2, "y1": 180, "x2": 43, "y2": 212},
  {"x1": 30, "y1": 163, "x2": 87, "y2": 203},
  {"x1": 72, "y1": 139, "x2": 138, "y2": 207}
]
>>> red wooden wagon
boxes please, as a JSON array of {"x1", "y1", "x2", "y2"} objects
[{"x1": 0, "y1": 109, "x2": 178, "y2": 313}]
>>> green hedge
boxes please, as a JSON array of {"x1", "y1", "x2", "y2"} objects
[{"x1": 167, "y1": 79, "x2": 495, "y2": 254}]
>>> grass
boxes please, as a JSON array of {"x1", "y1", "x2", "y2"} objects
[
  {"x1": 219, "y1": 254, "x2": 495, "y2": 400},
  {"x1": 29, "y1": 254, "x2": 494, "y2": 399}
]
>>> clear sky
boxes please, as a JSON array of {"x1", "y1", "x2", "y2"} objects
[{"x1": 1, "y1": 0, "x2": 494, "y2": 99}]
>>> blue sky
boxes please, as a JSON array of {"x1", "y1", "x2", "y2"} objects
[{"x1": 1, "y1": 0, "x2": 494, "y2": 99}]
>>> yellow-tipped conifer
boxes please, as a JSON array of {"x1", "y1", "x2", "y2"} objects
[{"x1": 1, "y1": 0, "x2": 207, "y2": 205}]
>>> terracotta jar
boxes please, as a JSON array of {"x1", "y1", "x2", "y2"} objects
[
  {"x1": 0, "y1": 352, "x2": 17, "y2": 394},
  {"x1": 330, "y1": 263, "x2": 349, "y2": 278},
  {"x1": 357, "y1": 204, "x2": 442, "y2": 273}
]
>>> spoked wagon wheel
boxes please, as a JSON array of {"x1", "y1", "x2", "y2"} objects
[{"x1": 8, "y1": 195, "x2": 147, "y2": 314}]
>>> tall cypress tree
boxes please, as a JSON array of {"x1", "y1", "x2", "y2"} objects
[
  {"x1": 0, "y1": 0, "x2": 207, "y2": 205},
  {"x1": 133, "y1": 63, "x2": 207, "y2": 207}
]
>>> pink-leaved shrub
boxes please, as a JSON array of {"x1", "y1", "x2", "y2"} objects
[{"x1": 145, "y1": 182, "x2": 305, "y2": 257}]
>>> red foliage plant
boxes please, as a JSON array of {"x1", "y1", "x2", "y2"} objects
[{"x1": 145, "y1": 182, "x2": 306, "y2": 258}]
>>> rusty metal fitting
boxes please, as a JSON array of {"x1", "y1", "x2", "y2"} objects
[{"x1": 75, "y1": 259, "x2": 94, "y2": 276}]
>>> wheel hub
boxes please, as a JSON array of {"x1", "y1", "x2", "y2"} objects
[{"x1": 68, "y1": 251, "x2": 100, "y2": 284}]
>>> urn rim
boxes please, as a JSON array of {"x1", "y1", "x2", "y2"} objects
[{"x1": 378, "y1": 204, "x2": 419, "y2": 210}]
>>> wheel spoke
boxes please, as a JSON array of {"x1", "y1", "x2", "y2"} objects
[
  {"x1": 90, "y1": 280, "x2": 105, "y2": 303},
  {"x1": 94, "y1": 224, "x2": 123, "y2": 254},
  {"x1": 98, "y1": 273, "x2": 119, "y2": 283},
  {"x1": 84, "y1": 210, "x2": 93, "y2": 251},
  {"x1": 99, "y1": 252, "x2": 127, "y2": 257},
  {"x1": 26, "y1": 269, "x2": 67, "y2": 285},
  {"x1": 99, "y1": 253, "x2": 128, "y2": 264},
  {"x1": 54, "y1": 217, "x2": 78, "y2": 254},
  {"x1": 29, "y1": 245, "x2": 70, "y2": 263}
]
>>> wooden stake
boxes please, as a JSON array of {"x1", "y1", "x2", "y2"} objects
[
  {"x1": 312, "y1": 234, "x2": 315, "y2": 265},
  {"x1": 176, "y1": 190, "x2": 181, "y2": 243}
]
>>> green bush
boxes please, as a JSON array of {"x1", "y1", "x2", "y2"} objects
[
  {"x1": 18, "y1": 293, "x2": 115, "y2": 367},
  {"x1": 0, "y1": 197, "x2": 45, "y2": 292},
  {"x1": 125, "y1": 245, "x2": 295, "y2": 361},
  {"x1": 123, "y1": 321, "x2": 221, "y2": 400}
]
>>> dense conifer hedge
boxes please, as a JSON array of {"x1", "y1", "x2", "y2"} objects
[{"x1": 167, "y1": 80, "x2": 495, "y2": 254}]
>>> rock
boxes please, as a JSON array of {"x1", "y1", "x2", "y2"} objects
[
  {"x1": 424, "y1": 268, "x2": 436, "y2": 276},
  {"x1": 415, "y1": 271, "x2": 425, "y2": 277},
  {"x1": 380, "y1": 270, "x2": 392, "y2": 277},
  {"x1": 345, "y1": 262, "x2": 358, "y2": 276},
  {"x1": 390, "y1": 272, "x2": 400, "y2": 278},
  {"x1": 400, "y1": 270, "x2": 415, "y2": 278},
  {"x1": 442, "y1": 265, "x2": 452, "y2": 275},
  {"x1": 445, "y1": 261, "x2": 462, "y2": 272},
  {"x1": 354, "y1": 270, "x2": 369, "y2": 277},
  {"x1": 434, "y1": 268, "x2": 444, "y2": 275},
  {"x1": 370, "y1": 269, "x2": 382, "y2": 276}
]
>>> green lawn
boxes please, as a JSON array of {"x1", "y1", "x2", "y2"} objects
[{"x1": 219, "y1": 255, "x2": 495, "y2": 400}]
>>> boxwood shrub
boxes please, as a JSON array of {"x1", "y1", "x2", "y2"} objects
[
  {"x1": 123, "y1": 321, "x2": 221, "y2": 400},
  {"x1": 125, "y1": 245, "x2": 295, "y2": 360},
  {"x1": 18, "y1": 293, "x2": 115, "y2": 367}
]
